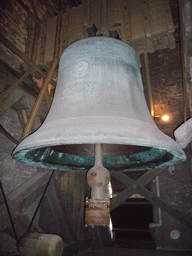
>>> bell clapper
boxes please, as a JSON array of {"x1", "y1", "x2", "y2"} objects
[{"x1": 85, "y1": 144, "x2": 110, "y2": 227}]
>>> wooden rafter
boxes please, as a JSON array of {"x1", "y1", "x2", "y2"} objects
[
  {"x1": 0, "y1": 33, "x2": 56, "y2": 87},
  {"x1": 15, "y1": 0, "x2": 42, "y2": 24},
  {"x1": 39, "y1": 0, "x2": 60, "y2": 16},
  {"x1": 28, "y1": 0, "x2": 41, "y2": 22},
  {"x1": 20, "y1": 14, "x2": 62, "y2": 140}
]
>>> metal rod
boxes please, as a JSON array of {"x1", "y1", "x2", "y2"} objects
[
  {"x1": 149, "y1": 176, "x2": 162, "y2": 229},
  {"x1": 27, "y1": 170, "x2": 55, "y2": 232},
  {"x1": 94, "y1": 144, "x2": 103, "y2": 166},
  {"x1": 0, "y1": 68, "x2": 31, "y2": 107},
  {"x1": 0, "y1": 33, "x2": 56, "y2": 87},
  {"x1": 0, "y1": 181, "x2": 19, "y2": 249},
  {"x1": 0, "y1": 125, "x2": 19, "y2": 144},
  {"x1": 20, "y1": 15, "x2": 62, "y2": 140},
  {"x1": 144, "y1": 52, "x2": 154, "y2": 117}
]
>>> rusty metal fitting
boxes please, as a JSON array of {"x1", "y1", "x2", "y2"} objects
[{"x1": 85, "y1": 197, "x2": 110, "y2": 227}]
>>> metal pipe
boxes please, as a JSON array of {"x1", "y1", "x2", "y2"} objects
[
  {"x1": 0, "y1": 181, "x2": 19, "y2": 251},
  {"x1": 149, "y1": 176, "x2": 162, "y2": 229},
  {"x1": 0, "y1": 68, "x2": 31, "y2": 107},
  {"x1": 144, "y1": 52, "x2": 154, "y2": 117},
  {"x1": 0, "y1": 33, "x2": 56, "y2": 87},
  {"x1": 20, "y1": 15, "x2": 62, "y2": 140},
  {"x1": 94, "y1": 143, "x2": 103, "y2": 166}
]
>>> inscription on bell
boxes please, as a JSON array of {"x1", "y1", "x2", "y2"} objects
[
  {"x1": 74, "y1": 61, "x2": 89, "y2": 74},
  {"x1": 63, "y1": 82, "x2": 99, "y2": 97}
]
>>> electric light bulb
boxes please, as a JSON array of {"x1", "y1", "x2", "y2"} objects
[{"x1": 162, "y1": 115, "x2": 169, "y2": 121}]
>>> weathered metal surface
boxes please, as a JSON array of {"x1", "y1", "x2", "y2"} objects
[
  {"x1": 85, "y1": 144, "x2": 110, "y2": 227},
  {"x1": 174, "y1": 118, "x2": 192, "y2": 148},
  {"x1": 85, "y1": 197, "x2": 110, "y2": 227},
  {"x1": 13, "y1": 37, "x2": 185, "y2": 171},
  {"x1": 87, "y1": 144, "x2": 110, "y2": 200}
]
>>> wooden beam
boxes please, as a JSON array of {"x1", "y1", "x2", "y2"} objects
[
  {"x1": 39, "y1": 0, "x2": 60, "y2": 16},
  {"x1": 15, "y1": 0, "x2": 42, "y2": 24},
  {"x1": 0, "y1": 172, "x2": 51, "y2": 231},
  {"x1": 46, "y1": 178, "x2": 73, "y2": 242},
  {"x1": 0, "y1": 125, "x2": 19, "y2": 144},
  {"x1": 0, "y1": 68, "x2": 32, "y2": 108},
  {"x1": 111, "y1": 172, "x2": 192, "y2": 231},
  {"x1": 0, "y1": 33, "x2": 56, "y2": 87},
  {"x1": 110, "y1": 168, "x2": 166, "y2": 211},
  {"x1": 20, "y1": 15, "x2": 62, "y2": 139},
  {"x1": 29, "y1": 0, "x2": 41, "y2": 23},
  {"x1": 0, "y1": 88, "x2": 25, "y2": 116}
]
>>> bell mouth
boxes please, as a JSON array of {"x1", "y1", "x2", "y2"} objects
[{"x1": 13, "y1": 143, "x2": 175, "y2": 171}]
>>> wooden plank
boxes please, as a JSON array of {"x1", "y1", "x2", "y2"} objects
[
  {"x1": 59, "y1": 171, "x2": 88, "y2": 242},
  {"x1": 0, "y1": 68, "x2": 31, "y2": 107},
  {"x1": 0, "y1": 125, "x2": 18, "y2": 144},
  {"x1": 0, "y1": 33, "x2": 56, "y2": 87},
  {"x1": 79, "y1": 246, "x2": 192, "y2": 255},
  {"x1": 110, "y1": 168, "x2": 166, "y2": 211},
  {"x1": 0, "y1": 172, "x2": 51, "y2": 231},
  {"x1": 0, "y1": 88, "x2": 25, "y2": 116},
  {"x1": 111, "y1": 172, "x2": 192, "y2": 231}
]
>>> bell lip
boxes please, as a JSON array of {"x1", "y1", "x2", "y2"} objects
[{"x1": 12, "y1": 119, "x2": 186, "y2": 171}]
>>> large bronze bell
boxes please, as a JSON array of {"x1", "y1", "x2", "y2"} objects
[
  {"x1": 12, "y1": 37, "x2": 186, "y2": 227},
  {"x1": 12, "y1": 37, "x2": 185, "y2": 171}
]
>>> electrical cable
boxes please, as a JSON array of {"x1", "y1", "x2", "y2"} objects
[
  {"x1": 27, "y1": 170, "x2": 55, "y2": 232},
  {"x1": 0, "y1": 181, "x2": 20, "y2": 253}
]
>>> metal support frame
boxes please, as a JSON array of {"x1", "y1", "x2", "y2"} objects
[{"x1": 110, "y1": 171, "x2": 192, "y2": 232}]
